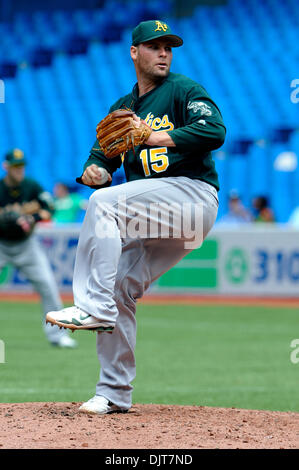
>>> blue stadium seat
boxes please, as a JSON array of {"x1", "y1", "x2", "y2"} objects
[
  {"x1": 214, "y1": 152, "x2": 229, "y2": 219},
  {"x1": 288, "y1": 131, "x2": 299, "y2": 207},
  {"x1": 0, "y1": 0, "x2": 298, "y2": 220},
  {"x1": 270, "y1": 143, "x2": 295, "y2": 223},
  {"x1": 247, "y1": 142, "x2": 271, "y2": 199}
]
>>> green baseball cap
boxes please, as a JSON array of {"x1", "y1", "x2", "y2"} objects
[
  {"x1": 5, "y1": 148, "x2": 26, "y2": 166},
  {"x1": 132, "y1": 20, "x2": 183, "y2": 47}
]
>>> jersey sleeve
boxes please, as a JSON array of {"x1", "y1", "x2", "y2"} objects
[
  {"x1": 167, "y1": 85, "x2": 226, "y2": 152},
  {"x1": 85, "y1": 141, "x2": 122, "y2": 174}
]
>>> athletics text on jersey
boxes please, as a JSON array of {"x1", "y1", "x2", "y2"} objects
[{"x1": 78, "y1": 73, "x2": 226, "y2": 191}]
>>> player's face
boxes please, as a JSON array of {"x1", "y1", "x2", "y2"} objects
[
  {"x1": 131, "y1": 39, "x2": 173, "y2": 81},
  {"x1": 54, "y1": 183, "x2": 68, "y2": 198},
  {"x1": 7, "y1": 164, "x2": 25, "y2": 185}
]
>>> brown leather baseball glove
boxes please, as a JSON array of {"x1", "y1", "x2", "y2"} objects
[{"x1": 96, "y1": 109, "x2": 152, "y2": 159}]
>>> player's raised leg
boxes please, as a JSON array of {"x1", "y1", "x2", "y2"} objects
[{"x1": 46, "y1": 185, "x2": 123, "y2": 333}]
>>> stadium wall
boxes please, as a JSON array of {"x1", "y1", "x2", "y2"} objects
[{"x1": 0, "y1": 225, "x2": 299, "y2": 297}]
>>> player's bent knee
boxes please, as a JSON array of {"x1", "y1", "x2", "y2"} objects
[{"x1": 89, "y1": 186, "x2": 119, "y2": 208}]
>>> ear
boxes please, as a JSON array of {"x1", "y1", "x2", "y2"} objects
[
  {"x1": 130, "y1": 45, "x2": 138, "y2": 61},
  {"x1": 2, "y1": 162, "x2": 8, "y2": 171}
]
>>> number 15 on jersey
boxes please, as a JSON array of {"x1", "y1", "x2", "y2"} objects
[{"x1": 140, "y1": 147, "x2": 169, "y2": 176}]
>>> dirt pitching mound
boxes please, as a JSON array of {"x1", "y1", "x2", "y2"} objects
[{"x1": 0, "y1": 402, "x2": 298, "y2": 449}]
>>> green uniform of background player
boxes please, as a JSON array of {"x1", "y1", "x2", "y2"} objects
[
  {"x1": 53, "y1": 182, "x2": 88, "y2": 224},
  {"x1": 0, "y1": 149, "x2": 76, "y2": 348},
  {"x1": 46, "y1": 20, "x2": 226, "y2": 413}
]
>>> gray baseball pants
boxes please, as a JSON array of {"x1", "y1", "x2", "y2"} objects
[
  {"x1": 0, "y1": 236, "x2": 68, "y2": 343},
  {"x1": 73, "y1": 176, "x2": 219, "y2": 409}
]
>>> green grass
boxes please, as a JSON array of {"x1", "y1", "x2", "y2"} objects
[{"x1": 1, "y1": 301, "x2": 299, "y2": 412}]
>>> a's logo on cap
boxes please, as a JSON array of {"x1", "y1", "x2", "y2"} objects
[
  {"x1": 13, "y1": 149, "x2": 24, "y2": 159},
  {"x1": 155, "y1": 21, "x2": 168, "y2": 32}
]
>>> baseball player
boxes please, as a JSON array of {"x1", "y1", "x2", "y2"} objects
[
  {"x1": 46, "y1": 20, "x2": 226, "y2": 412},
  {"x1": 0, "y1": 149, "x2": 77, "y2": 348}
]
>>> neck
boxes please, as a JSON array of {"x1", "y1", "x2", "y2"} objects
[{"x1": 136, "y1": 73, "x2": 163, "y2": 97}]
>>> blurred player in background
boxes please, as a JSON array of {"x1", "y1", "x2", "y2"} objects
[
  {"x1": 251, "y1": 195, "x2": 275, "y2": 223},
  {"x1": 0, "y1": 149, "x2": 77, "y2": 348},
  {"x1": 53, "y1": 182, "x2": 88, "y2": 224},
  {"x1": 218, "y1": 189, "x2": 252, "y2": 225}
]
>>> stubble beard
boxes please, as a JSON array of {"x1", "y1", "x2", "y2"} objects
[{"x1": 145, "y1": 65, "x2": 170, "y2": 83}]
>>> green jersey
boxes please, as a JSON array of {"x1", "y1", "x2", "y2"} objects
[
  {"x1": 0, "y1": 177, "x2": 53, "y2": 211},
  {"x1": 77, "y1": 73, "x2": 226, "y2": 191}
]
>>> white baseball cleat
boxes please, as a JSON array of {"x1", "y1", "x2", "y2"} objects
[
  {"x1": 50, "y1": 336, "x2": 78, "y2": 349},
  {"x1": 46, "y1": 306, "x2": 114, "y2": 333},
  {"x1": 79, "y1": 395, "x2": 128, "y2": 415}
]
